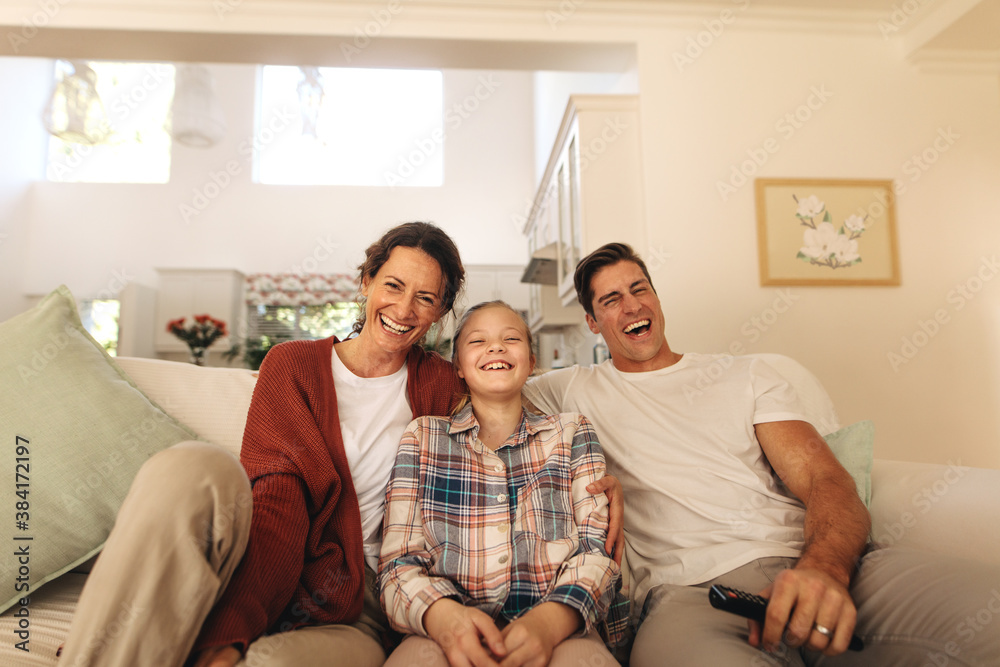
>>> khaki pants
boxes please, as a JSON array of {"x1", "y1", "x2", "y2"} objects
[
  {"x1": 238, "y1": 567, "x2": 386, "y2": 667},
  {"x1": 629, "y1": 550, "x2": 1000, "y2": 667},
  {"x1": 60, "y1": 441, "x2": 387, "y2": 667},
  {"x1": 386, "y1": 631, "x2": 617, "y2": 667}
]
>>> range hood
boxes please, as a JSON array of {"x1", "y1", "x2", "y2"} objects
[{"x1": 520, "y1": 242, "x2": 559, "y2": 285}]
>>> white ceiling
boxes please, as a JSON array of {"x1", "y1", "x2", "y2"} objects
[
  {"x1": 625, "y1": 0, "x2": 1000, "y2": 52},
  {"x1": 0, "y1": 0, "x2": 996, "y2": 67}
]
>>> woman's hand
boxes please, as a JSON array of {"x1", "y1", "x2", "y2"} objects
[
  {"x1": 424, "y1": 598, "x2": 506, "y2": 667},
  {"x1": 192, "y1": 645, "x2": 241, "y2": 667},
  {"x1": 587, "y1": 474, "x2": 625, "y2": 565}
]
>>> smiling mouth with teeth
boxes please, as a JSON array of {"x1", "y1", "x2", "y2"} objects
[
  {"x1": 380, "y1": 314, "x2": 414, "y2": 334},
  {"x1": 481, "y1": 361, "x2": 512, "y2": 370},
  {"x1": 623, "y1": 319, "x2": 651, "y2": 334}
]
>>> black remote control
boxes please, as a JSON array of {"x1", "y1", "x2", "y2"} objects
[{"x1": 708, "y1": 585, "x2": 864, "y2": 651}]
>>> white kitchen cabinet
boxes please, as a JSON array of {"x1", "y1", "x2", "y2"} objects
[
  {"x1": 153, "y1": 268, "x2": 245, "y2": 353},
  {"x1": 461, "y1": 265, "x2": 530, "y2": 314},
  {"x1": 521, "y1": 94, "x2": 646, "y2": 328}
]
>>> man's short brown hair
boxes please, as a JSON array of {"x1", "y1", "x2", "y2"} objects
[{"x1": 573, "y1": 243, "x2": 655, "y2": 317}]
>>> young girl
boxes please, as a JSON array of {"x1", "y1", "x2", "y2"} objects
[{"x1": 378, "y1": 301, "x2": 625, "y2": 667}]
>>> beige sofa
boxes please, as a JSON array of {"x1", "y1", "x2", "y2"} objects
[{"x1": 1, "y1": 354, "x2": 998, "y2": 665}]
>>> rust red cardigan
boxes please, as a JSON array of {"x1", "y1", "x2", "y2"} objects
[{"x1": 195, "y1": 337, "x2": 461, "y2": 653}]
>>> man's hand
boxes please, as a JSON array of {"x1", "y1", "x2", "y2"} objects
[
  {"x1": 499, "y1": 602, "x2": 581, "y2": 667},
  {"x1": 586, "y1": 475, "x2": 625, "y2": 565},
  {"x1": 751, "y1": 420, "x2": 869, "y2": 657},
  {"x1": 192, "y1": 645, "x2": 241, "y2": 667},
  {"x1": 747, "y1": 566, "x2": 858, "y2": 656},
  {"x1": 424, "y1": 598, "x2": 506, "y2": 667}
]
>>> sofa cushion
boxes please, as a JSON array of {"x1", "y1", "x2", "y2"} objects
[
  {"x1": 823, "y1": 420, "x2": 874, "y2": 507},
  {"x1": 115, "y1": 357, "x2": 257, "y2": 458},
  {"x1": 0, "y1": 286, "x2": 199, "y2": 614}
]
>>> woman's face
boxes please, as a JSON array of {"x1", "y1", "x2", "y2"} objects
[
  {"x1": 455, "y1": 305, "x2": 535, "y2": 403},
  {"x1": 360, "y1": 246, "x2": 445, "y2": 356}
]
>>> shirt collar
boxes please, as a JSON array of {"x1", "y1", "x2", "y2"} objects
[{"x1": 448, "y1": 402, "x2": 560, "y2": 441}]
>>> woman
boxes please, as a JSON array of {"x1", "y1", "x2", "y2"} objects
[{"x1": 63, "y1": 222, "x2": 465, "y2": 667}]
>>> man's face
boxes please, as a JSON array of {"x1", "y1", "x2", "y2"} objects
[{"x1": 585, "y1": 260, "x2": 672, "y2": 373}]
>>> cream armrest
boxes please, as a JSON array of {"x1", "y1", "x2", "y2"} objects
[
  {"x1": 869, "y1": 458, "x2": 1000, "y2": 566},
  {"x1": 115, "y1": 356, "x2": 258, "y2": 457}
]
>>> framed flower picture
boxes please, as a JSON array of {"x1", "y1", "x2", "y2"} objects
[{"x1": 755, "y1": 178, "x2": 901, "y2": 286}]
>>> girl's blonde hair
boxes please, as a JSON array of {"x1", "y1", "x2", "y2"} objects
[{"x1": 450, "y1": 300, "x2": 535, "y2": 415}]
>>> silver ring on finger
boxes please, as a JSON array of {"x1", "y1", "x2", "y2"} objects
[{"x1": 813, "y1": 623, "x2": 833, "y2": 638}]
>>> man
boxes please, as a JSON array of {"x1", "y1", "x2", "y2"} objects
[{"x1": 523, "y1": 243, "x2": 997, "y2": 666}]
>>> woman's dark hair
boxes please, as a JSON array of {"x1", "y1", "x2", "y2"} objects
[
  {"x1": 352, "y1": 222, "x2": 465, "y2": 336},
  {"x1": 573, "y1": 242, "x2": 655, "y2": 318}
]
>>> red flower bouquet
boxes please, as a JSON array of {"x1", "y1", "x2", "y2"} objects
[{"x1": 166, "y1": 314, "x2": 228, "y2": 365}]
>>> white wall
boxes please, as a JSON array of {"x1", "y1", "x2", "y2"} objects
[
  {"x1": 9, "y1": 63, "x2": 536, "y2": 302},
  {"x1": 0, "y1": 57, "x2": 48, "y2": 320},
  {"x1": 632, "y1": 28, "x2": 1000, "y2": 469},
  {"x1": 2, "y1": 4, "x2": 999, "y2": 468}
]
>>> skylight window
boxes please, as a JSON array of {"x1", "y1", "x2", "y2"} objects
[
  {"x1": 45, "y1": 61, "x2": 175, "y2": 184},
  {"x1": 255, "y1": 66, "x2": 444, "y2": 187}
]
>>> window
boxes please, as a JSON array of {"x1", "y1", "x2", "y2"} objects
[
  {"x1": 240, "y1": 303, "x2": 359, "y2": 370},
  {"x1": 248, "y1": 302, "x2": 360, "y2": 343},
  {"x1": 255, "y1": 66, "x2": 444, "y2": 187},
  {"x1": 79, "y1": 299, "x2": 120, "y2": 356},
  {"x1": 239, "y1": 273, "x2": 361, "y2": 368},
  {"x1": 46, "y1": 61, "x2": 175, "y2": 183}
]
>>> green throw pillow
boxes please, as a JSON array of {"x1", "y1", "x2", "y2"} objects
[
  {"x1": 824, "y1": 420, "x2": 875, "y2": 507},
  {"x1": 0, "y1": 286, "x2": 199, "y2": 614}
]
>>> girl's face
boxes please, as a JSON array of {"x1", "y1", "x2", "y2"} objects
[
  {"x1": 360, "y1": 246, "x2": 445, "y2": 356},
  {"x1": 455, "y1": 305, "x2": 535, "y2": 403}
]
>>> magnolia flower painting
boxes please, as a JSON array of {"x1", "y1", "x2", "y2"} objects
[
  {"x1": 793, "y1": 194, "x2": 867, "y2": 269},
  {"x1": 755, "y1": 178, "x2": 900, "y2": 287}
]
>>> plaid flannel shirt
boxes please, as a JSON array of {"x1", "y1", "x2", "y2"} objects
[{"x1": 378, "y1": 404, "x2": 627, "y2": 645}]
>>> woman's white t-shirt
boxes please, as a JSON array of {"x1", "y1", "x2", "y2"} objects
[{"x1": 331, "y1": 346, "x2": 412, "y2": 572}]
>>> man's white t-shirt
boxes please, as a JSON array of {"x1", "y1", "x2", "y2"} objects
[
  {"x1": 331, "y1": 347, "x2": 412, "y2": 572},
  {"x1": 522, "y1": 353, "x2": 811, "y2": 606}
]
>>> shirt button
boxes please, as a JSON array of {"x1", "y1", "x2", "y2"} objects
[
  {"x1": 497, "y1": 493, "x2": 507, "y2": 503},
  {"x1": 498, "y1": 524, "x2": 508, "y2": 533},
  {"x1": 494, "y1": 464, "x2": 503, "y2": 472},
  {"x1": 498, "y1": 554, "x2": 509, "y2": 564}
]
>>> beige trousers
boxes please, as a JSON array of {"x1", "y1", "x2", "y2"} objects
[
  {"x1": 59, "y1": 441, "x2": 388, "y2": 667},
  {"x1": 385, "y1": 630, "x2": 617, "y2": 667},
  {"x1": 60, "y1": 441, "x2": 253, "y2": 666}
]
